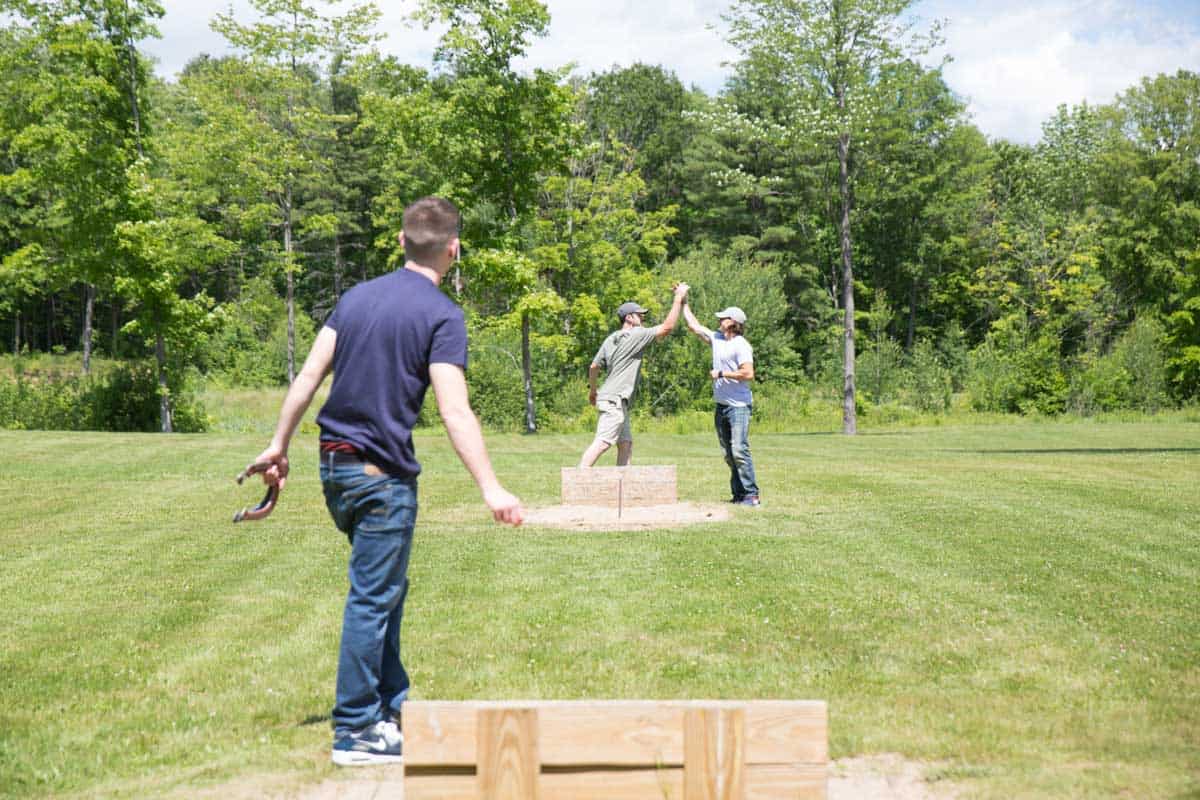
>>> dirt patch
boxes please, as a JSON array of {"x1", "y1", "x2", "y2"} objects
[
  {"x1": 209, "y1": 754, "x2": 958, "y2": 799},
  {"x1": 288, "y1": 766, "x2": 403, "y2": 800},
  {"x1": 522, "y1": 502, "x2": 732, "y2": 530},
  {"x1": 829, "y1": 753, "x2": 961, "y2": 800}
]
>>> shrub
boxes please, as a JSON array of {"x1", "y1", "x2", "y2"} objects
[
  {"x1": 0, "y1": 360, "x2": 206, "y2": 432},
  {"x1": 937, "y1": 321, "x2": 971, "y2": 392},
  {"x1": 858, "y1": 337, "x2": 905, "y2": 405},
  {"x1": 903, "y1": 339, "x2": 953, "y2": 413},
  {"x1": 464, "y1": 328, "x2": 528, "y2": 430},
  {"x1": 966, "y1": 321, "x2": 1068, "y2": 415},
  {"x1": 203, "y1": 277, "x2": 315, "y2": 387},
  {"x1": 1070, "y1": 316, "x2": 1169, "y2": 415},
  {"x1": 1115, "y1": 316, "x2": 1168, "y2": 412}
]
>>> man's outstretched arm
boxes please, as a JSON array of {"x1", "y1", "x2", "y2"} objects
[
  {"x1": 681, "y1": 301, "x2": 712, "y2": 344},
  {"x1": 655, "y1": 282, "x2": 690, "y2": 340},
  {"x1": 251, "y1": 325, "x2": 337, "y2": 490},
  {"x1": 430, "y1": 362, "x2": 524, "y2": 526}
]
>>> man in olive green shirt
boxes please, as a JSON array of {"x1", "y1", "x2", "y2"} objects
[{"x1": 579, "y1": 283, "x2": 689, "y2": 467}]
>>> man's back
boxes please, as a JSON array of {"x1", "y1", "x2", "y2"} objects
[
  {"x1": 317, "y1": 269, "x2": 468, "y2": 477},
  {"x1": 594, "y1": 325, "x2": 659, "y2": 400}
]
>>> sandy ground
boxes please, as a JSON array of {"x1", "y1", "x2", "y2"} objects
[
  {"x1": 828, "y1": 754, "x2": 960, "y2": 799},
  {"x1": 521, "y1": 501, "x2": 732, "y2": 530},
  {"x1": 198, "y1": 754, "x2": 960, "y2": 799}
]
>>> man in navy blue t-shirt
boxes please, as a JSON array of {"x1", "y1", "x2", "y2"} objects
[{"x1": 247, "y1": 197, "x2": 523, "y2": 766}]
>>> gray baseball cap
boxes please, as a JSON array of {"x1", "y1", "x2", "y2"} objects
[
  {"x1": 715, "y1": 306, "x2": 747, "y2": 325},
  {"x1": 616, "y1": 301, "x2": 649, "y2": 321}
]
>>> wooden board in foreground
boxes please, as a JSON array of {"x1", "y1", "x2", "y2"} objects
[{"x1": 404, "y1": 700, "x2": 827, "y2": 799}]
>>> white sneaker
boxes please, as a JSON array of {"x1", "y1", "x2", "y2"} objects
[{"x1": 331, "y1": 719, "x2": 403, "y2": 766}]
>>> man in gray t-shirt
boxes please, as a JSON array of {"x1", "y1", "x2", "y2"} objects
[{"x1": 579, "y1": 283, "x2": 689, "y2": 466}]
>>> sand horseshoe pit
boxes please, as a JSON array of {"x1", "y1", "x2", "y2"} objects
[{"x1": 522, "y1": 466, "x2": 731, "y2": 531}]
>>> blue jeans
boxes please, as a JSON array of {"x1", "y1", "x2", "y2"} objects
[
  {"x1": 320, "y1": 454, "x2": 417, "y2": 736},
  {"x1": 715, "y1": 403, "x2": 759, "y2": 499}
]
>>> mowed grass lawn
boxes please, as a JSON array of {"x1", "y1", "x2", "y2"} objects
[{"x1": 1, "y1": 421, "x2": 1198, "y2": 798}]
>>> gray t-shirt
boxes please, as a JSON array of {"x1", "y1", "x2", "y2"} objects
[{"x1": 592, "y1": 324, "x2": 661, "y2": 400}]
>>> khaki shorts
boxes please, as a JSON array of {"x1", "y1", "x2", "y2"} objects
[{"x1": 594, "y1": 396, "x2": 633, "y2": 445}]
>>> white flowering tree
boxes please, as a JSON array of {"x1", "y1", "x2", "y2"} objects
[{"x1": 725, "y1": 0, "x2": 941, "y2": 433}]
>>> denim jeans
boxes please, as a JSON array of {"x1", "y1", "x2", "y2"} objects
[
  {"x1": 320, "y1": 453, "x2": 417, "y2": 736},
  {"x1": 715, "y1": 403, "x2": 759, "y2": 499}
]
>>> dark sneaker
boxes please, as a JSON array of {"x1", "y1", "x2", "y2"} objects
[
  {"x1": 739, "y1": 495, "x2": 761, "y2": 507},
  {"x1": 332, "y1": 720, "x2": 403, "y2": 766}
]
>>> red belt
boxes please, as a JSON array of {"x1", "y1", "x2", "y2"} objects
[{"x1": 320, "y1": 440, "x2": 361, "y2": 456}]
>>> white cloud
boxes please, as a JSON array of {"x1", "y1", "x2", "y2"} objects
[
  {"x1": 141, "y1": 0, "x2": 1199, "y2": 143},
  {"x1": 520, "y1": 0, "x2": 737, "y2": 88},
  {"x1": 142, "y1": 0, "x2": 736, "y2": 86},
  {"x1": 919, "y1": 0, "x2": 1200, "y2": 142}
]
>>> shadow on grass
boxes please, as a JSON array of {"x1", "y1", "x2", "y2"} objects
[{"x1": 770, "y1": 431, "x2": 871, "y2": 437}]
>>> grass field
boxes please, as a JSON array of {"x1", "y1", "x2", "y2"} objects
[{"x1": 1, "y1": 418, "x2": 1198, "y2": 798}]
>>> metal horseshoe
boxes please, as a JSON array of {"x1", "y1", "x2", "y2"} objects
[{"x1": 233, "y1": 462, "x2": 279, "y2": 523}]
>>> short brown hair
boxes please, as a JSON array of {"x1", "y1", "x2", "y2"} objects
[{"x1": 402, "y1": 197, "x2": 460, "y2": 265}]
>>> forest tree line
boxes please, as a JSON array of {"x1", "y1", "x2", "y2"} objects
[{"x1": 1, "y1": 0, "x2": 1198, "y2": 432}]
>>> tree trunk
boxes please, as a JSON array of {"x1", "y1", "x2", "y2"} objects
[
  {"x1": 522, "y1": 312, "x2": 536, "y2": 434},
  {"x1": 119, "y1": 0, "x2": 144, "y2": 160},
  {"x1": 838, "y1": 130, "x2": 857, "y2": 435},
  {"x1": 906, "y1": 276, "x2": 917, "y2": 351},
  {"x1": 111, "y1": 303, "x2": 120, "y2": 358},
  {"x1": 14, "y1": 310, "x2": 20, "y2": 354},
  {"x1": 333, "y1": 230, "x2": 344, "y2": 301},
  {"x1": 155, "y1": 325, "x2": 172, "y2": 433},
  {"x1": 82, "y1": 283, "x2": 95, "y2": 374},
  {"x1": 284, "y1": 186, "x2": 296, "y2": 383}
]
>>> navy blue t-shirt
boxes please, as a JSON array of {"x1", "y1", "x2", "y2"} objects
[{"x1": 316, "y1": 269, "x2": 468, "y2": 478}]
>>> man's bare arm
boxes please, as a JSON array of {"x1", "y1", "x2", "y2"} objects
[
  {"x1": 655, "y1": 283, "x2": 690, "y2": 340},
  {"x1": 681, "y1": 302, "x2": 712, "y2": 344},
  {"x1": 712, "y1": 361, "x2": 755, "y2": 382},
  {"x1": 430, "y1": 362, "x2": 523, "y2": 526},
  {"x1": 251, "y1": 325, "x2": 337, "y2": 489}
]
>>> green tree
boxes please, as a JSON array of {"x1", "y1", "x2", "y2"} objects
[
  {"x1": 211, "y1": 0, "x2": 379, "y2": 381},
  {"x1": 114, "y1": 205, "x2": 232, "y2": 432},
  {"x1": 583, "y1": 64, "x2": 692, "y2": 225},
  {"x1": 674, "y1": 89, "x2": 833, "y2": 365},
  {"x1": 725, "y1": 0, "x2": 942, "y2": 433},
  {"x1": 854, "y1": 63, "x2": 972, "y2": 349},
  {"x1": 0, "y1": 0, "x2": 161, "y2": 371},
  {"x1": 1095, "y1": 71, "x2": 1200, "y2": 397},
  {"x1": 390, "y1": 0, "x2": 572, "y2": 432},
  {"x1": 530, "y1": 126, "x2": 678, "y2": 390}
]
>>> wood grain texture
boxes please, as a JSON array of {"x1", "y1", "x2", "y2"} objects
[
  {"x1": 477, "y1": 708, "x2": 539, "y2": 800},
  {"x1": 403, "y1": 700, "x2": 827, "y2": 799}
]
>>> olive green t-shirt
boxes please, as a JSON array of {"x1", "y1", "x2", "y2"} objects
[{"x1": 592, "y1": 324, "x2": 661, "y2": 401}]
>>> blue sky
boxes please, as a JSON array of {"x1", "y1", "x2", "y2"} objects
[{"x1": 142, "y1": 0, "x2": 1200, "y2": 144}]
